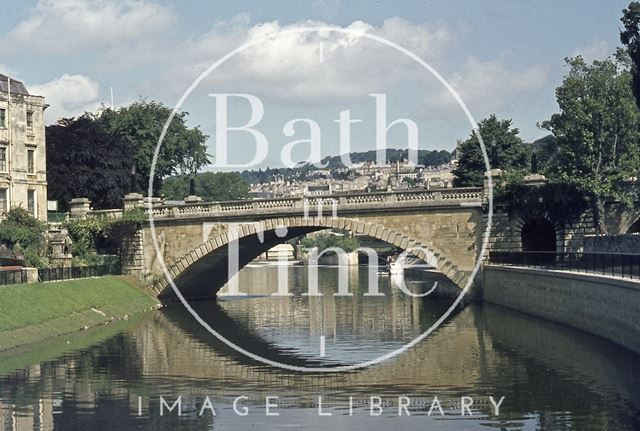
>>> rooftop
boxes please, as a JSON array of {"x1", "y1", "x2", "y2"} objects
[{"x1": 0, "y1": 73, "x2": 30, "y2": 96}]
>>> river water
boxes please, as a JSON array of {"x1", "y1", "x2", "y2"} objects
[{"x1": 1, "y1": 265, "x2": 639, "y2": 430}]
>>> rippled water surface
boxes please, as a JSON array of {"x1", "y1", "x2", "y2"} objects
[{"x1": 1, "y1": 265, "x2": 639, "y2": 430}]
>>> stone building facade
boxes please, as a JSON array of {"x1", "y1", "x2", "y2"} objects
[{"x1": 0, "y1": 74, "x2": 48, "y2": 221}]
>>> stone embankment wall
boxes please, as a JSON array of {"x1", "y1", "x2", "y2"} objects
[{"x1": 482, "y1": 265, "x2": 640, "y2": 355}]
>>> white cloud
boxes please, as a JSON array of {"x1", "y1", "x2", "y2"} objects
[
  {"x1": 164, "y1": 17, "x2": 454, "y2": 103},
  {"x1": 30, "y1": 74, "x2": 101, "y2": 122},
  {"x1": 573, "y1": 40, "x2": 611, "y2": 63},
  {"x1": 1, "y1": 0, "x2": 174, "y2": 54},
  {"x1": 426, "y1": 57, "x2": 549, "y2": 113},
  {"x1": 3, "y1": 6, "x2": 548, "y2": 124}
]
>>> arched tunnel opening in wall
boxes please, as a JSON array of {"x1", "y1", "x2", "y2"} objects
[
  {"x1": 520, "y1": 218, "x2": 557, "y2": 264},
  {"x1": 156, "y1": 218, "x2": 468, "y2": 302}
]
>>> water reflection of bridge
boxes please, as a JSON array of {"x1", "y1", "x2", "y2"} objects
[{"x1": 2, "y1": 304, "x2": 640, "y2": 430}]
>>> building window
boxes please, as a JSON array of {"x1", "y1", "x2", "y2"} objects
[
  {"x1": 0, "y1": 188, "x2": 6, "y2": 214},
  {"x1": 27, "y1": 190, "x2": 35, "y2": 216},
  {"x1": 26, "y1": 111, "x2": 33, "y2": 129},
  {"x1": 0, "y1": 147, "x2": 6, "y2": 172},
  {"x1": 0, "y1": 109, "x2": 5, "y2": 128},
  {"x1": 27, "y1": 149, "x2": 35, "y2": 174}
]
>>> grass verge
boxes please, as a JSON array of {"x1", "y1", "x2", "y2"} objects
[{"x1": 0, "y1": 276, "x2": 159, "y2": 351}]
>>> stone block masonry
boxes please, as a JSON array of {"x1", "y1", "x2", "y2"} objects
[{"x1": 483, "y1": 265, "x2": 640, "y2": 355}]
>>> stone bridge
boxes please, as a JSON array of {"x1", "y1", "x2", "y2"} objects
[
  {"x1": 71, "y1": 177, "x2": 640, "y2": 301},
  {"x1": 106, "y1": 188, "x2": 485, "y2": 300}
]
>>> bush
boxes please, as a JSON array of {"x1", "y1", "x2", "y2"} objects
[
  {"x1": 0, "y1": 208, "x2": 48, "y2": 267},
  {"x1": 64, "y1": 209, "x2": 147, "y2": 266}
]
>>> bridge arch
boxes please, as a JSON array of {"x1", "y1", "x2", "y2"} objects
[
  {"x1": 155, "y1": 215, "x2": 469, "y2": 300},
  {"x1": 626, "y1": 217, "x2": 640, "y2": 234}
]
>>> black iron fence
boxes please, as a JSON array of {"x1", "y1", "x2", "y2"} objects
[
  {"x1": 488, "y1": 251, "x2": 640, "y2": 280},
  {"x1": 37, "y1": 264, "x2": 121, "y2": 283},
  {"x1": 0, "y1": 269, "x2": 28, "y2": 285}
]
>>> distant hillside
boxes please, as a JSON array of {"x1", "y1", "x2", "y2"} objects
[
  {"x1": 239, "y1": 149, "x2": 454, "y2": 184},
  {"x1": 316, "y1": 148, "x2": 454, "y2": 169}
]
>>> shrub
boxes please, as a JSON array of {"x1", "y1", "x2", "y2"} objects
[
  {"x1": 64, "y1": 209, "x2": 147, "y2": 266},
  {"x1": 0, "y1": 208, "x2": 48, "y2": 267}
]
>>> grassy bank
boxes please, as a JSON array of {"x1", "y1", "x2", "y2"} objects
[{"x1": 0, "y1": 276, "x2": 159, "y2": 352}]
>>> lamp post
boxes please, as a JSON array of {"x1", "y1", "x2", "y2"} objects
[
  {"x1": 189, "y1": 171, "x2": 196, "y2": 196},
  {"x1": 130, "y1": 163, "x2": 137, "y2": 194}
]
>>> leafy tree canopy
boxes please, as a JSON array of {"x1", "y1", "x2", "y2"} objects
[
  {"x1": 161, "y1": 172, "x2": 250, "y2": 202},
  {"x1": 98, "y1": 100, "x2": 209, "y2": 194},
  {"x1": 452, "y1": 114, "x2": 530, "y2": 187},
  {"x1": 540, "y1": 52, "x2": 640, "y2": 230},
  {"x1": 621, "y1": 1, "x2": 640, "y2": 109},
  {"x1": 300, "y1": 232, "x2": 360, "y2": 253},
  {"x1": 46, "y1": 100, "x2": 209, "y2": 210},
  {"x1": 46, "y1": 114, "x2": 130, "y2": 211}
]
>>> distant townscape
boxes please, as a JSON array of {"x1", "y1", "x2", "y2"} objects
[{"x1": 246, "y1": 152, "x2": 457, "y2": 199}]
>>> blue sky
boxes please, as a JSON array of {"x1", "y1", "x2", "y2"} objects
[{"x1": 0, "y1": 0, "x2": 633, "y2": 169}]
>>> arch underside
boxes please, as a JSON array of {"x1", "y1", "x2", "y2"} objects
[
  {"x1": 627, "y1": 217, "x2": 640, "y2": 234},
  {"x1": 156, "y1": 216, "x2": 470, "y2": 301}
]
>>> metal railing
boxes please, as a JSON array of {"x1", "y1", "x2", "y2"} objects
[
  {"x1": 37, "y1": 264, "x2": 121, "y2": 283},
  {"x1": 488, "y1": 250, "x2": 640, "y2": 280},
  {"x1": 0, "y1": 269, "x2": 28, "y2": 285}
]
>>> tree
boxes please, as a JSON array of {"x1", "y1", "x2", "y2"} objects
[
  {"x1": 46, "y1": 100, "x2": 209, "y2": 210},
  {"x1": 541, "y1": 53, "x2": 640, "y2": 232},
  {"x1": 161, "y1": 172, "x2": 250, "y2": 201},
  {"x1": 453, "y1": 114, "x2": 530, "y2": 187},
  {"x1": 46, "y1": 114, "x2": 130, "y2": 211},
  {"x1": 620, "y1": 1, "x2": 640, "y2": 109},
  {"x1": 300, "y1": 232, "x2": 360, "y2": 253},
  {"x1": 98, "y1": 100, "x2": 209, "y2": 195}
]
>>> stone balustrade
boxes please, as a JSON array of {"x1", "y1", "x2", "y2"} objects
[
  {"x1": 141, "y1": 187, "x2": 482, "y2": 220},
  {"x1": 71, "y1": 187, "x2": 483, "y2": 221}
]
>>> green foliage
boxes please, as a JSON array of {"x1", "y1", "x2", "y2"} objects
[
  {"x1": 161, "y1": 172, "x2": 250, "y2": 201},
  {"x1": 300, "y1": 233, "x2": 360, "y2": 253},
  {"x1": 621, "y1": 1, "x2": 640, "y2": 109},
  {"x1": 103, "y1": 209, "x2": 146, "y2": 245},
  {"x1": 0, "y1": 208, "x2": 48, "y2": 267},
  {"x1": 99, "y1": 100, "x2": 209, "y2": 194},
  {"x1": 499, "y1": 182, "x2": 590, "y2": 225},
  {"x1": 540, "y1": 53, "x2": 640, "y2": 230},
  {"x1": 64, "y1": 210, "x2": 148, "y2": 266},
  {"x1": 46, "y1": 100, "x2": 209, "y2": 210},
  {"x1": 453, "y1": 115, "x2": 531, "y2": 187},
  {"x1": 46, "y1": 114, "x2": 131, "y2": 211}
]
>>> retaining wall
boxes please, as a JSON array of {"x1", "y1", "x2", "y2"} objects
[{"x1": 482, "y1": 265, "x2": 640, "y2": 355}]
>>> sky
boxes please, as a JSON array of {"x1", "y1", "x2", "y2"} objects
[{"x1": 0, "y1": 0, "x2": 633, "y2": 170}]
